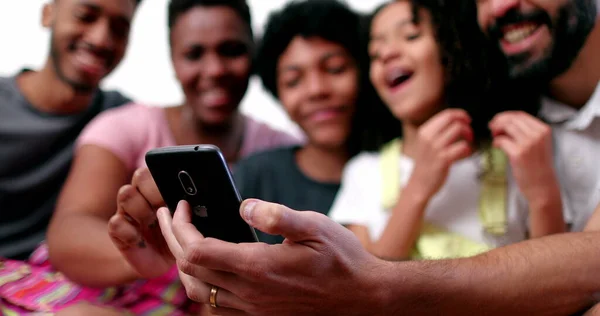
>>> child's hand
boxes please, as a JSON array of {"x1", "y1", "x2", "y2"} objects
[
  {"x1": 489, "y1": 111, "x2": 558, "y2": 209},
  {"x1": 407, "y1": 109, "x2": 473, "y2": 201}
]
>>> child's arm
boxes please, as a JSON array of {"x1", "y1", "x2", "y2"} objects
[
  {"x1": 367, "y1": 110, "x2": 474, "y2": 259},
  {"x1": 584, "y1": 203, "x2": 600, "y2": 232},
  {"x1": 489, "y1": 111, "x2": 566, "y2": 238},
  {"x1": 365, "y1": 183, "x2": 430, "y2": 260},
  {"x1": 526, "y1": 178, "x2": 565, "y2": 237}
]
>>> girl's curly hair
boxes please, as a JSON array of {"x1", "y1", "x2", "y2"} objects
[{"x1": 359, "y1": 0, "x2": 541, "y2": 148}]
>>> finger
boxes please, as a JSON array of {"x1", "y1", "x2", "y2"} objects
[
  {"x1": 178, "y1": 257, "x2": 239, "y2": 293},
  {"x1": 109, "y1": 209, "x2": 174, "y2": 279},
  {"x1": 171, "y1": 200, "x2": 206, "y2": 251},
  {"x1": 131, "y1": 167, "x2": 165, "y2": 209},
  {"x1": 435, "y1": 122, "x2": 473, "y2": 148},
  {"x1": 108, "y1": 213, "x2": 142, "y2": 251},
  {"x1": 422, "y1": 109, "x2": 471, "y2": 135},
  {"x1": 443, "y1": 140, "x2": 472, "y2": 163},
  {"x1": 510, "y1": 118, "x2": 538, "y2": 138},
  {"x1": 491, "y1": 118, "x2": 529, "y2": 143},
  {"x1": 117, "y1": 185, "x2": 156, "y2": 228},
  {"x1": 493, "y1": 136, "x2": 519, "y2": 158},
  {"x1": 241, "y1": 199, "x2": 332, "y2": 243},
  {"x1": 179, "y1": 272, "x2": 249, "y2": 311},
  {"x1": 157, "y1": 206, "x2": 184, "y2": 258},
  {"x1": 490, "y1": 111, "x2": 542, "y2": 135},
  {"x1": 489, "y1": 111, "x2": 514, "y2": 133}
]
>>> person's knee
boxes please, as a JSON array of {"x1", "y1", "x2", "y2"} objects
[{"x1": 56, "y1": 303, "x2": 129, "y2": 316}]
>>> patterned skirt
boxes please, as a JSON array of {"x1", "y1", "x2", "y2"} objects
[{"x1": 0, "y1": 244, "x2": 202, "y2": 315}]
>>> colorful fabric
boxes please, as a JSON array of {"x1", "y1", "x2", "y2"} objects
[{"x1": 0, "y1": 245, "x2": 201, "y2": 315}]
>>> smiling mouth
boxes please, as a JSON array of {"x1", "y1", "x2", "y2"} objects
[
  {"x1": 502, "y1": 22, "x2": 542, "y2": 44},
  {"x1": 73, "y1": 50, "x2": 109, "y2": 76},
  {"x1": 386, "y1": 68, "x2": 413, "y2": 90},
  {"x1": 308, "y1": 107, "x2": 346, "y2": 123}
]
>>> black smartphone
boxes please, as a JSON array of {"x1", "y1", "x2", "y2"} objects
[{"x1": 145, "y1": 145, "x2": 258, "y2": 243}]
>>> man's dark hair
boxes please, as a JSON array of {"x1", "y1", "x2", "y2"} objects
[
  {"x1": 167, "y1": 0, "x2": 253, "y2": 38},
  {"x1": 363, "y1": 0, "x2": 541, "y2": 147}
]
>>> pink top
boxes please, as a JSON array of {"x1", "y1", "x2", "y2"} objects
[{"x1": 77, "y1": 102, "x2": 301, "y2": 171}]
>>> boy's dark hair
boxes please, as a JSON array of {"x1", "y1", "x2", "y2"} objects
[
  {"x1": 255, "y1": 0, "x2": 362, "y2": 99},
  {"x1": 255, "y1": 0, "x2": 387, "y2": 155},
  {"x1": 167, "y1": 0, "x2": 253, "y2": 38},
  {"x1": 364, "y1": 0, "x2": 541, "y2": 147}
]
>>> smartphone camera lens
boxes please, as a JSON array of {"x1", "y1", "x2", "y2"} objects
[{"x1": 178, "y1": 171, "x2": 197, "y2": 196}]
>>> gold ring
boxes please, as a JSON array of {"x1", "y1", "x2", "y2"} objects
[{"x1": 209, "y1": 285, "x2": 219, "y2": 308}]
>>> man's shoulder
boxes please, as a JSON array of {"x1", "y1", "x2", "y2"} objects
[{"x1": 0, "y1": 74, "x2": 20, "y2": 98}]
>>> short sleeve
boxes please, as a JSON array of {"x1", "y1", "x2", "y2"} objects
[
  {"x1": 329, "y1": 154, "x2": 380, "y2": 229},
  {"x1": 76, "y1": 102, "x2": 147, "y2": 171}
]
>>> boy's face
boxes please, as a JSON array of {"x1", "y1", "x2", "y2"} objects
[{"x1": 276, "y1": 36, "x2": 359, "y2": 150}]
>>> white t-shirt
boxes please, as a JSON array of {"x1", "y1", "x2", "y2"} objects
[
  {"x1": 540, "y1": 82, "x2": 600, "y2": 231},
  {"x1": 329, "y1": 151, "x2": 530, "y2": 248}
]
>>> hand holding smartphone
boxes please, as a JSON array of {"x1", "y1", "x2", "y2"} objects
[{"x1": 145, "y1": 145, "x2": 258, "y2": 243}]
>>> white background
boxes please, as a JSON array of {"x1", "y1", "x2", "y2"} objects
[{"x1": 0, "y1": 0, "x2": 386, "y2": 135}]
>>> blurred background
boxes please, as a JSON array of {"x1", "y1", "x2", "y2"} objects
[{"x1": 0, "y1": 0, "x2": 387, "y2": 136}]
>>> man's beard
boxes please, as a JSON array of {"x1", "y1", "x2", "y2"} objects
[
  {"x1": 49, "y1": 32, "x2": 96, "y2": 93},
  {"x1": 489, "y1": 0, "x2": 596, "y2": 84}
]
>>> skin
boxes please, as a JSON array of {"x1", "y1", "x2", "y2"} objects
[
  {"x1": 46, "y1": 5, "x2": 252, "y2": 287},
  {"x1": 276, "y1": 36, "x2": 358, "y2": 182},
  {"x1": 17, "y1": 0, "x2": 135, "y2": 114},
  {"x1": 109, "y1": 180, "x2": 600, "y2": 315},
  {"x1": 476, "y1": 0, "x2": 599, "y2": 107},
  {"x1": 165, "y1": 6, "x2": 253, "y2": 163},
  {"x1": 351, "y1": 1, "x2": 563, "y2": 259},
  {"x1": 107, "y1": 1, "x2": 599, "y2": 314}
]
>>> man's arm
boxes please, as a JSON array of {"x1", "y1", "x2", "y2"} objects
[
  {"x1": 382, "y1": 232, "x2": 600, "y2": 315},
  {"x1": 159, "y1": 199, "x2": 600, "y2": 316}
]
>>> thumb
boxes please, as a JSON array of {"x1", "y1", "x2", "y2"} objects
[{"x1": 240, "y1": 199, "x2": 328, "y2": 243}]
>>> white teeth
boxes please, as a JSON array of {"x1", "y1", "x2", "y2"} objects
[
  {"x1": 386, "y1": 68, "x2": 409, "y2": 84},
  {"x1": 503, "y1": 25, "x2": 538, "y2": 43},
  {"x1": 76, "y1": 51, "x2": 104, "y2": 69}
]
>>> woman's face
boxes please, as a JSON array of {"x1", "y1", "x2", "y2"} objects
[
  {"x1": 170, "y1": 6, "x2": 252, "y2": 127},
  {"x1": 276, "y1": 36, "x2": 359, "y2": 150},
  {"x1": 369, "y1": 1, "x2": 445, "y2": 125}
]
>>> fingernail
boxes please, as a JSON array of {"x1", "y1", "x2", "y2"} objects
[{"x1": 243, "y1": 201, "x2": 257, "y2": 224}]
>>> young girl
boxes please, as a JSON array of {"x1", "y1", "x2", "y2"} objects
[{"x1": 329, "y1": 0, "x2": 565, "y2": 261}]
